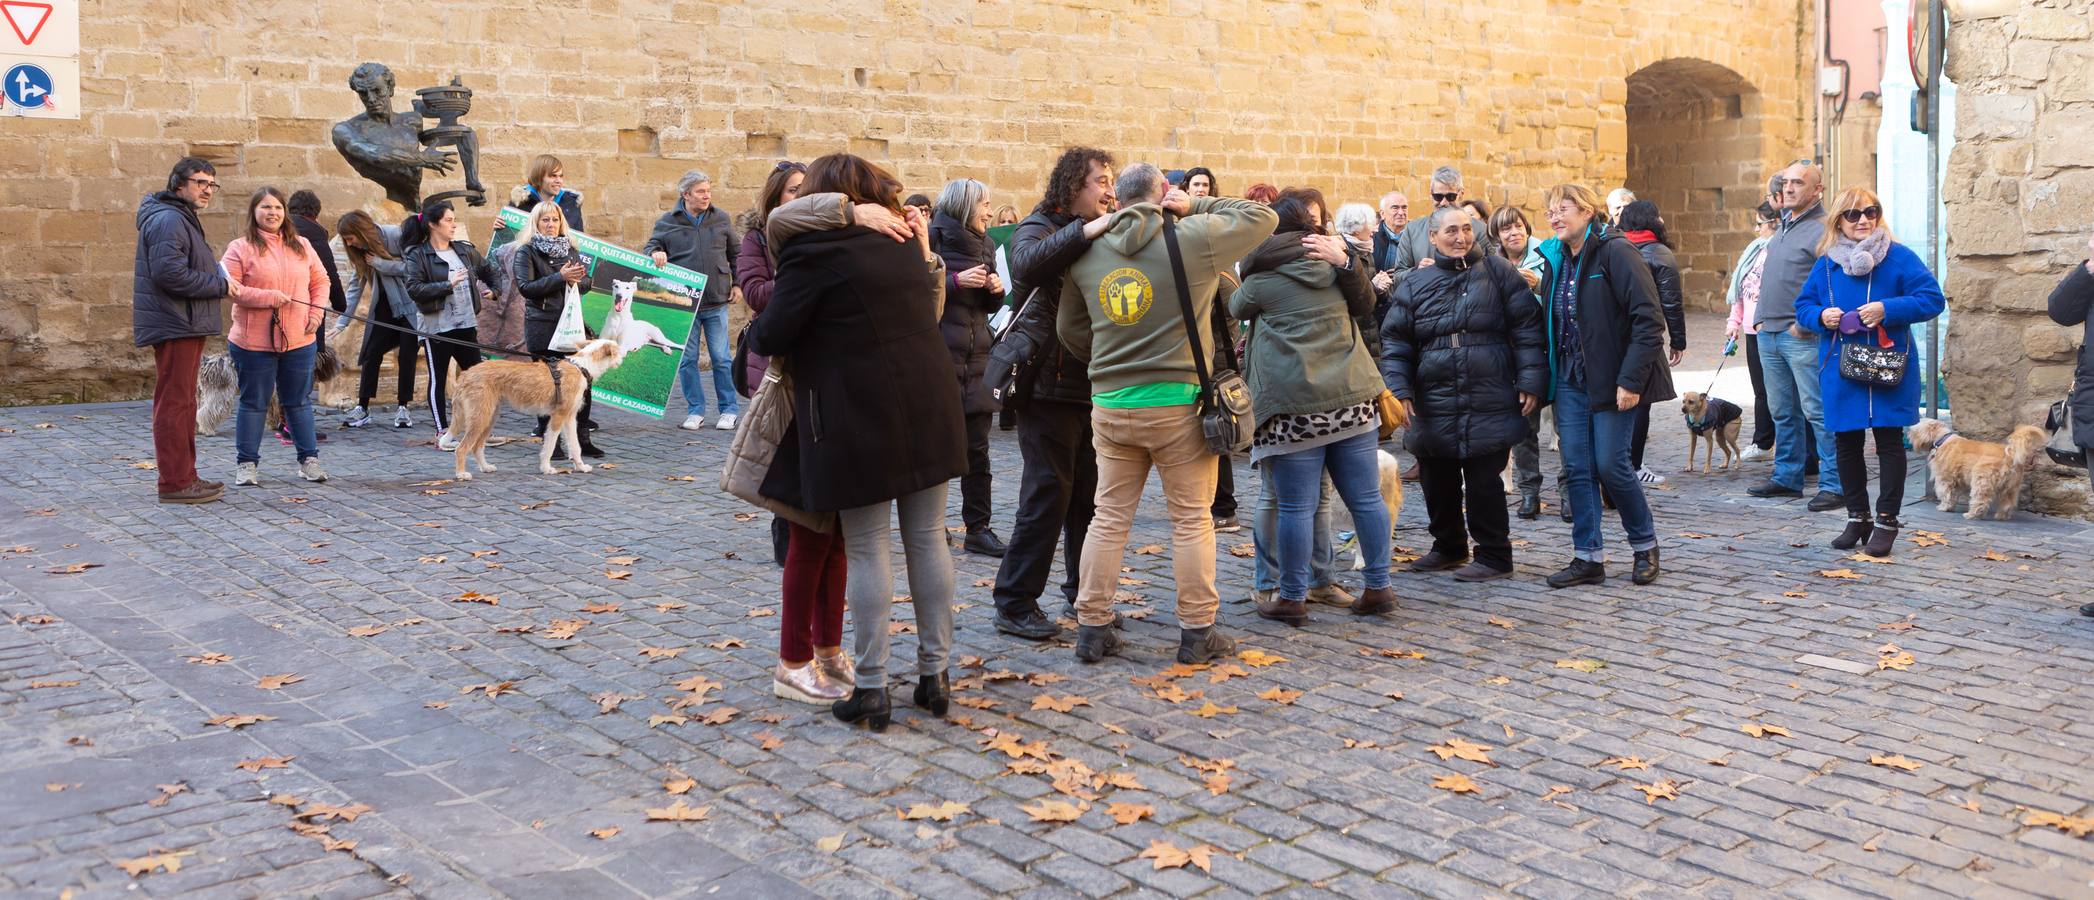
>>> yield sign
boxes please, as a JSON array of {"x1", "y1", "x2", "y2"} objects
[{"x1": 1, "y1": 1, "x2": 51, "y2": 46}]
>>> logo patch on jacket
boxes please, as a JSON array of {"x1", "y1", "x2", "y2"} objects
[{"x1": 1097, "y1": 268, "x2": 1154, "y2": 326}]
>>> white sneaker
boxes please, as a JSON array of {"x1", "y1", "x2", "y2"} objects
[
  {"x1": 299, "y1": 458, "x2": 328, "y2": 482},
  {"x1": 393, "y1": 406, "x2": 413, "y2": 428},
  {"x1": 715, "y1": 412, "x2": 739, "y2": 431},
  {"x1": 343, "y1": 406, "x2": 372, "y2": 428},
  {"x1": 234, "y1": 461, "x2": 259, "y2": 486},
  {"x1": 1740, "y1": 445, "x2": 1773, "y2": 462},
  {"x1": 437, "y1": 431, "x2": 460, "y2": 451},
  {"x1": 680, "y1": 414, "x2": 705, "y2": 430},
  {"x1": 1637, "y1": 466, "x2": 1666, "y2": 485}
]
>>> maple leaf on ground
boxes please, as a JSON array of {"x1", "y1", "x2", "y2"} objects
[
  {"x1": 655, "y1": 601, "x2": 689, "y2": 612},
  {"x1": 1816, "y1": 568, "x2": 1863, "y2": 580},
  {"x1": 1869, "y1": 754, "x2": 1924, "y2": 771},
  {"x1": 2024, "y1": 810, "x2": 2094, "y2": 838},
  {"x1": 901, "y1": 801, "x2": 970, "y2": 822},
  {"x1": 815, "y1": 833, "x2": 846, "y2": 852},
  {"x1": 45, "y1": 563, "x2": 101, "y2": 575},
  {"x1": 1844, "y1": 552, "x2": 1896, "y2": 566},
  {"x1": 1140, "y1": 840, "x2": 1217, "y2": 872},
  {"x1": 493, "y1": 623, "x2": 535, "y2": 634},
  {"x1": 604, "y1": 570, "x2": 633, "y2": 581},
  {"x1": 1108, "y1": 802, "x2": 1154, "y2": 825},
  {"x1": 1259, "y1": 687, "x2": 1303, "y2": 705},
  {"x1": 1554, "y1": 658, "x2": 1606, "y2": 673},
  {"x1": 1100, "y1": 771, "x2": 1144, "y2": 791},
  {"x1": 592, "y1": 692, "x2": 638, "y2": 715},
  {"x1": 28, "y1": 679, "x2": 80, "y2": 688},
  {"x1": 1204, "y1": 664, "x2": 1250, "y2": 684},
  {"x1": 1433, "y1": 773, "x2": 1481, "y2": 795},
  {"x1": 256, "y1": 673, "x2": 305, "y2": 690},
  {"x1": 1600, "y1": 756, "x2": 1652, "y2": 771},
  {"x1": 234, "y1": 756, "x2": 295, "y2": 772},
  {"x1": 1228, "y1": 542, "x2": 1255, "y2": 558},
  {"x1": 580, "y1": 601, "x2": 621, "y2": 614},
  {"x1": 672, "y1": 674, "x2": 723, "y2": 695},
  {"x1": 1238, "y1": 649, "x2": 1287, "y2": 667},
  {"x1": 347, "y1": 625, "x2": 389, "y2": 638},
  {"x1": 1020, "y1": 799, "x2": 1088, "y2": 823},
  {"x1": 606, "y1": 555, "x2": 640, "y2": 566},
  {"x1": 1740, "y1": 723, "x2": 1793, "y2": 739},
  {"x1": 147, "y1": 783, "x2": 188, "y2": 807},
  {"x1": 460, "y1": 681, "x2": 518, "y2": 698},
  {"x1": 454, "y1": 591, "x2": 497, "y2": 605},
  {"x1": 185, "y1": 651, "x2": 233, "y2": 664},
  {"x1": 706, "y1": 637, "x2": 745, "y2": 649},
  {"x1": 1782, "y1": 590, "x2": 1810, "y2": 598},
  {"x1": 1877, "y1": 619, "x2": 1916, "y2": 632},
  {"x1": 1343, "y1": 738, "x2": 1380, "y2": 749},
  {"x1": 1132, "y1": 544, "x2": 1165, "y2": 555},
  {"x1": 268, "y1": 794, "x2": 302, "y2": 807},
  {"x1": 1031, "y1": 694, "x2": 1092, "y2": 713},
  {"x1": 590, "y1": 826, "x2": 621, "y2": 840},
  {"x1": 754, "y1": 731, "x2": 783, "y2": 751},
  {"x1": 747, "y1": 607, "x2": 777, "y2": 618},
  {"x1": 1636, "y1": 779, "x2": 1681, "y2": 804},
  {"x1": 1427, "y1": 738, "x2": 1497, "y2": 767},
  {"x1": 116, "y1": 850, "x2": 194, "y2": 877},
  {"x1": 645, "y1": 801, "x2": 712, "y2": 822},
  {"x1": 1978, "y1": 549, "x2": 2010, "y2": 562},
  {"x1": 1191, "y1": 700, "x2": 1239, "y2": 719},
  {"x1": 298, "y1": 802, "x2": 373, "y2": 823},
  {"x1": 639, "y1": 646, "x2": 686, "y2": 660},
  {"x1": 205, "y1": 713, "x2": 277, "y2": 729},
  {"x1": 698, "y1": 707, "x2": 740, "y2": 726},
  {"x1": 1876, "y1": 644, "x2": 1916, "y2": 671},
  {"x1": 952, "y1": 696, "x2": 999, "y2": 710},
  {"x1": 544, "y1": 620, "x2": 586, "y2": 640},
  {"x1": 662, "y1": 777, "x2": 697, "y2": 795}
]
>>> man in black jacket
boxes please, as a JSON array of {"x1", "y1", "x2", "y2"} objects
[
  {"x1": 980, "y1": 147, "x2": 1117, "y2": 640},
  {"x1": 133, "y1": 157, "x2": 232, "y2": 504},
  {"x1": 288, "y1": 190, "x2": 348, "y2": 314}
]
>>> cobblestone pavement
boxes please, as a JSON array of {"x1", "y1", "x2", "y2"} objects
[{"x1": 4, "y1": 321, "x2": 2092, "y2": 898}]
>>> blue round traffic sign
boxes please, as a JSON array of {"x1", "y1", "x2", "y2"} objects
[{"x1": 5, "y1": 62, "x2": 53, "y2": 110}]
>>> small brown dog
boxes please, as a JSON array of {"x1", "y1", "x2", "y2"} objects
[
  {"x1": 451, "y1": 339, "x2": 626, "y2": 479},
  {"x1": 1908, "y1": 418, "x2": 2047, "y2": 520},
  {"x1": 1679, "y1": 392, "x2": 1743, "y2": 473}
]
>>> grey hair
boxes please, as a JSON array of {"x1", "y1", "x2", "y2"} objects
[
  {"x1": 1333, "y1": 203, "x2": 1376, "y2": 235},
  {"x1": 1427, "y1": 206, "x2": 1470, "y2": 232},
  {"x1": 1430, "y1": 165, "x2": 1462, "y2": 188},
  {"x1": 934, "y1": 178, "x2": 989, "y2": 225},
  {"x1": 676, "y1": 170, "x2": 711, "y2": 196},
  {"x1": 1607, "y1": 188, "x2": 1636, "y2": 206},
  {"x1": 1114, "y1": 163, "x2": 1162, "y2": 206}
]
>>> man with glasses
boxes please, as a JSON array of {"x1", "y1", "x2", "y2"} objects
[
  {"x1": 1386, "y1": 167, "x2": 1470, "y2": 292},
  {"x1": 133, "y1": 157, "x2": 232, "y2": 504},
  {"x1": 1747, "y1": 160, "x2": 1843, "y2": 511}
]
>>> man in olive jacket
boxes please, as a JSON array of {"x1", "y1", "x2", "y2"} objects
[
  {"x1": 1055, "y1": 162, "x2": 1276, "y2": 666},
  {"x1": 133, "y1": 157, "x2": 232, "y2": 505}
]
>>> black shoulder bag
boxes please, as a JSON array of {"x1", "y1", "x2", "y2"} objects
[
  {"x1": 1834, "y1": 272, "x2": 1906, "y2": 388},
  {"x1": 1163, "y1": 214, "x2": 1253, "y2": 455}
]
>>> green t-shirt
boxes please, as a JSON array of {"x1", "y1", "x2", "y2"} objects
[{"x1": 1093, "y1": 382, "x2": 1200, "y2": 409}]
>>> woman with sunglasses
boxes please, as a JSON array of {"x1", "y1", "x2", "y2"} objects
[{"x1": 1793, "y1": 188, "x2": 1944, "y2": 557}]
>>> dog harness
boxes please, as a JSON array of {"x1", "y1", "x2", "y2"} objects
[{"x1": 542, "y1": 358, "x2": 595, "y2": 409}]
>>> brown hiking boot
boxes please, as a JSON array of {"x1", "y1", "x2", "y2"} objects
[
  {"x1": 1352, "y1": 587, "x2": 1398, "y2": 616},
  {"x1": 1255, "y1": 595, "x2": 1308, "y2": 627},
  {"x1": 159, "y1": 481, "x2": 224, "y2": 504}
]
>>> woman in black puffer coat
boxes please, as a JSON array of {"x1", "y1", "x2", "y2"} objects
[
  {"x1": 511, "y1": 200, "x2": 600, "y2": 458},
  {"x1": 930, "y1": 178, "x2": 1008, "y2": 556},
  {"x1": 1381, "y1": 206, "x2": 1547, "y2": 581}
]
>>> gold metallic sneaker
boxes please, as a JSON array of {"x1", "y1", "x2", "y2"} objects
[
  {"x1": 773, "y1": 661, "x2": 847, "y2": 705},
  {"x1": 814, "y1": 648, "x2": 856, "y2": 687}
]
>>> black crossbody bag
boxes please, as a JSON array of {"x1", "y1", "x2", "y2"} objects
[{"x1": 1163, "y1": 214, "x2": 1253, "y2": 454}]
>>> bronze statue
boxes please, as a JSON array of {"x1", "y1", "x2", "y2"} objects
[{"x1": 331, "y1": 62, "x2": 485, "y2": 210}]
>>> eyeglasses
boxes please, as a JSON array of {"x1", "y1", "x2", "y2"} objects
[
  {"x1": 1838, "y1": 205, "x2": 1882, "y2": 223},
  {"x1": 1430, "y1": 193, "x2": 1458, "y2": 204},
  {"x1": 186, "y1": 176, "x2": 220, "y2": 192}
]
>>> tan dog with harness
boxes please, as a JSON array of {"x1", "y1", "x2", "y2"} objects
[{"x1": 451, "y1": 339, "x2": 626, "y2": 478}]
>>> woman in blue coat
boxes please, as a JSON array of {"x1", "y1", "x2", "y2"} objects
[{"x1": 1794, "y1": 187, "x2": 1945, "y2": 558}]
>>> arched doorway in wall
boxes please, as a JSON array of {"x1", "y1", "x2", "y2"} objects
[{"x1": 1624, "y1": 59, "x2": 1766, "y2": 313}]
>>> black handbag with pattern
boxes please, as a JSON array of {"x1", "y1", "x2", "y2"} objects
[{"x1": 1833, "y1": 271, "x2": 1905, "y2": 388}]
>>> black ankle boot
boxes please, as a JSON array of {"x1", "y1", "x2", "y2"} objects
[
  {"x1": 832, "y1": 687, "x2": 890, "y2": 731},
  {"x1": 1547, "y1": 559, "x2": 1606, "y2": 589},
  {"x1": 1074, "y1": 620, "x2": 1124, "y2": 663},
  {"x1": 1831, "y1": 517, "x2": 1873, "y2": 550},
  {"x1": 1176, "y1": 625, "x2": 1236, "y2": 664},
  {"x1": 1518, "y1": 494, "x2": 1541, "y2": 520},
  {"x1": 912, "y1": 671, "x2": 950, "y2": 717},
  {"x1": 1863, "y1": 516, "x2": 1899, "y2": 558},
  {"x1": 1632, "y1": 547, "x2": 1661, "y2": 585}
]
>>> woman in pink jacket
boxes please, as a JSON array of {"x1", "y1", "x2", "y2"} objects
[{"x1": 221, "y1": 187, "x2": 332, "y2": 486}]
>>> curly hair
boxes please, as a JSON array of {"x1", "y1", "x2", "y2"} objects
[{"x1": 1037, "y1": 146, "x2": 1115, "y2": 215}]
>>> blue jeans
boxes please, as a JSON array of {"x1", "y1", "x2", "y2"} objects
[
  {"x1": 1554, "y1": 383, "x2": 1655, "y2": 563},
  {"x1": 1265, "y1": 430, "x2": 1391, "y2": 599},
  {"x1": 1253, "y1": 469, "x2": 1333, "y2": 592},
  {"x1": 1757, "y1": 328, "x2": 1841, "y2": 494},
  {"x1": 676, "y1": 306, "x2": 738, "y2": 417},
  {"x1": 229, "y1": 341, "x2": 318, "y2": 465}
]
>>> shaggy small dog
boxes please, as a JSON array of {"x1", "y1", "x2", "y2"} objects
[
  {"x1": 602, "y1": 279, "x2": 686, "y2": 355},
  {"x1": 1908, "y1": 418, "x2": 2048, "y2": 520},
  {"x1": 194, "y1": 342, "x2": 342, "y2": 436},
  {"x1": 1351, "y1": 449, "x2": 1409, "y2": 571},
  {"x1": 451, "y1": 339, "x2": 626, "y2": 479},
  {"x1": 1679, "y1": 391, "x2": 1744, "y2": 473}
]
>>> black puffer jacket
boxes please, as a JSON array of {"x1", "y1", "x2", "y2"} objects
[
  {"x1": 931, "y1": 211, "x2": 1002, "y2": 415},
  {"x1": 1630, "y1": 236, "x2": 1689, "y2": 352},
  {"x1": 1381, "y1": 249, "x2": 1548, "y2": 459},
  {"x1": 131, "y1": 192, "x2": 229, "y2": 347},
  {"x1": 988, "y1": 208, "x2": 1094, "y2": 406},
  {"x1": 2049, "y1": 263, "x2": 2094, "y2": 449}
]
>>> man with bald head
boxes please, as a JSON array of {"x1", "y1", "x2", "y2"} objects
[{"x1": 1746, "y1": 159, "x2": 1843, "y2": 511}]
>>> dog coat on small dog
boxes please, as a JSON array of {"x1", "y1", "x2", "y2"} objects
[{"x1": 1683, "y1": 396, "x2": 1742, "y2": 435}]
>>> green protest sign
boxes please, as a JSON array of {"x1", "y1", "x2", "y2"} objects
[{"x1": 493, "y1": 206, "x2": 705, "y2": 417}]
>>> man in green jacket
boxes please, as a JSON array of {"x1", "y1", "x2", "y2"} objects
[{"x1": 1055, "y1": 163, "x2": 1277, "y2": 665}]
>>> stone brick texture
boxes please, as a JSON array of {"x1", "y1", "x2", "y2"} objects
[
  {"x1": 1943, "y1": 0, "x2": 2094, "y2": 517},
  {"x1": 2, "y1": 1, "x2": 1813, "y2": 405}
]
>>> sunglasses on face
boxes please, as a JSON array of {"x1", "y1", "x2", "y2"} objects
[
  {"x1": 1430, "y1": 193, "x2": 1458, "y2": 204},
  {"x1": 774, "y1": 160, "x2": 804, "y2": 173},
  {"x1": 1839, "y1": 205, "x2": 1882, "y2": 224}
]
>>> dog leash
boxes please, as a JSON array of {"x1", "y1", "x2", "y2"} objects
[{"x1": 276, "y1": 292, "x2": 564, "y2": 359}]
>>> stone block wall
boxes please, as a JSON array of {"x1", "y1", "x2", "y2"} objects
[
  {"x1": 2, "y1": 0, "x2": 1809, "y2": 404},
  {"x1": 1943, "y1": 0, "x2": 2094, "y2": 517}
]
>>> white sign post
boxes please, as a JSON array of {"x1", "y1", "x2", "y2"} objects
[{"x1": 1, "y1": 0, "x2": 78, "y2": 119}]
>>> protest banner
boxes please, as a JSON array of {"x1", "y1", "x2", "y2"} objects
[{"x1": 493, "y1": 206, "x2": 704, "y2": 417}]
